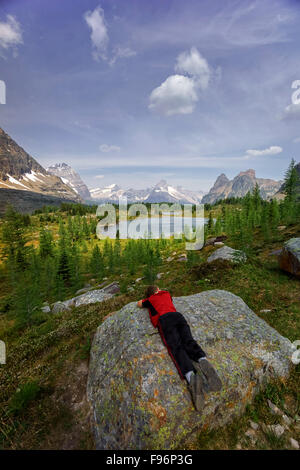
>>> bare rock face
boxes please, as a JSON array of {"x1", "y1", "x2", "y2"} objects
[
  {"x1": 87, "y1": 290, "x2": 294, "y2": 450},
  {"x1": 202, "y1": 169, "x2": 282, "y2": 204},
  {"x1": 279, "y1": 238, "x2": 300, "y2": 278}
]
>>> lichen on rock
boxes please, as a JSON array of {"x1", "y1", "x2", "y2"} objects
[{"x1": 87, "y1": 289, "x2": 294, "y2": 450}]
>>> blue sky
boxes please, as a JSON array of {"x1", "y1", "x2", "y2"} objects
[{"x1": 0, "y1": 0, "x2": 300, "y2": 191}]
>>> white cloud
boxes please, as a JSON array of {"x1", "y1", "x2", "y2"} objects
[
  {"x1": 99, "y1": 144, "x2": 121, "y2": 152},
  {"x1": 110, "y1": 46, "x2": 136, "y2": 65},
  {"x1": 149, "y1": 74, "x2": 198, "y2": 116},
  {"x1": 84, "y1": 5, "x2": 108, "y2": 61},
  {"x1": 293, "y1": 137, "x2": 300, "y2": 143},
  {"x1": 246, "y1": 146, "x2": 282, "y2": 156},
  {"x1": 284, "y1": 103, "x2": 300, "y2": 120},
  {"x1": 149, "y1": 47, "x2": 213, "y2": 116},
  {"x1": 175, "y1": 47, "x2": 210, "y2": 89},
  {"x1": 95, "y1": 174, "x2": 104, "y2": 179},
  {"x1": 0, "y1": 15, "x2": 23, "y2": 56}
]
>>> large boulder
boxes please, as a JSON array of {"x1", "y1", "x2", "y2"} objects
[
  {"x1": 279, "y1": 238, "x2": 300, "y2": 278},
  {"x1": 87, "y1": 290, "x2": 294, "y2": 450},
  {"x1": 207, "y1": 245, "x2": 246, "y2": 264}
]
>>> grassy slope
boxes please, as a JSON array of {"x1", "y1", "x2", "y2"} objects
[{"x1": 0, "y1": 217, "x2": 299, "y2": 450}]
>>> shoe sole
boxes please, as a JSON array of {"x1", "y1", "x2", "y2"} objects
[
  {"x1": 193, "y1": 359, "x2": 222, "y2": 392},
  {"x1": 189, "y1": 373, "x2": 205, "y2": 412}
]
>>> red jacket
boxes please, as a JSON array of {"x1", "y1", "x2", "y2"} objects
[{"x1": 142, "y1": 290, "x2": 177, "y2": 328}]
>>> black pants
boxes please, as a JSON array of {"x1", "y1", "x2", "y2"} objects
[{"x1": 157, "y1": 312, "x2": 206, "y2": 378}]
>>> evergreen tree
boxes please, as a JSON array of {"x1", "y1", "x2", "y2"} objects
[
  {"x1": 39, "y1": 227, "x2": 54, "y2": 258},
  {"x1": 90, "y1": 245, "x2": 104, "y2": 280},
  {"x1": 283, "y1": 159, "x2": 299, "y2": 201}
]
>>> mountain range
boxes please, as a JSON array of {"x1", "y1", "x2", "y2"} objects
[
  {"x1": 202, "y1": 169, "x2": 282, "y2": 204},
  {"x1": 89, "y1": 180, "x2": 206, "y2": 204},
  {"x1": 0, "y1": 126, "x2": 293, "y2": 214}
]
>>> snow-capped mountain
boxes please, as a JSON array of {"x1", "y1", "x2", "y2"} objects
[
  {"x1": 89, "y1": 184, "x2": 125, "y2": 201},
  {"x1": 0, "y1": 127, "x2": 81, "y2": 202},
  {"x1": 145, "y1": 180, "x2": 204, "y2": 204},
  {"x1": 89, "y1": 180, "x2": 205, "y2": 204},
  {"x1": 46, "y1": 163, "x2": 91, "y2": 200}
]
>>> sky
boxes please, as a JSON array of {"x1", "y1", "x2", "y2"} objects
[{"x1": 0, "y1": 0, "x2": 300, "y2": 191}]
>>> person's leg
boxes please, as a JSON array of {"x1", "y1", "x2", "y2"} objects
[
  {"x1": 176, "y1": 313, "x2": 206, "y2": 361},
  {"x1": 157, "y1": 316, "x2": 194, "y2": 378}
]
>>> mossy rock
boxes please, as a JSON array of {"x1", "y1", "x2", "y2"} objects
[{"x1": 87, "y1": 289, "x2": 294, "y2": 450}]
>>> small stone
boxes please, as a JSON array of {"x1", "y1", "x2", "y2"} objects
[
  {"x1": 250, "y1": 421, "x2": 259, "y2": 431},
  {"x1": 278, "y1": 226, "x2": 286, "y2": 231},
  {"x1": 52, "y1": 301, "x2": 67, "y2": 314},
  {"x1": 290, "y1": 438, "x2": 299, "y2": 450},
  {"x1": 156, "y1": 273, "x2": 163, "y2": 279},
  {"x1": 267, "y1": 399, "x2": 283, "y2": 415},
  {"x1": 236, "y1": 443, "x2": 242, "y2": 450},
  {"x1": 75, "y1": 287, "x2": 91, "y2": 295},
  {"x1": 172, "y1": 251, "x2": 177, "y2": 255},
  {"x1": 166, "y1": 256, "x2": 174, "y2": 262},
  {"x1": 41, "y1": 305, "x2": 51, "y2": 313},
  {"x1": 282, "y1": 414, "x2": 292, "y2": 427},
  {"x1": 260, "y1": 309, "x2": 272, "y2": 313},
  {"x1": 214, "y1": 242, "x2": 224, "y2": 246},
  {"x1": 267, "y1": 424, "x2": 285, "y2": 437},
  {"x1": 135, "y1": 277, "x2": 143, "y2": 283}
]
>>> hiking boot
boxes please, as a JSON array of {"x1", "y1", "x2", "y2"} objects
[
  {"x1": 188, "y1": 372, "x2": 205, "y2": 412},
  {"x1": 193, "y1": 358, "x2": 222, "y2": 392}
]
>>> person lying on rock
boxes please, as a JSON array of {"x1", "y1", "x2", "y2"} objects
[{"x1": 137, "y1": 285, "x2": 222, "y2": 411}]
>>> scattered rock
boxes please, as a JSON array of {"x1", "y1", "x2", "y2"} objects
[
  {"x1": 267, "y1": 424, "x2": 285, "y2": 437},
  {"x1": 205, "y1": 236, "x2": 227, "y2": 247},
  {"x1": 177, "y1": 254, "x2": 187, "y2": 262},
  {"x1": 290, "y1": 437, "x2": 299, "y2": 449},
  {"x1": 74, "y1": 290, "x2": 113, "y2": 308},
  {"x1": 207, "y1": 246, "x2": 247, "y2": 264},
  {"x1": 260, "y1": 309, "x2": 272, "y2": 313},
  {"x1": 279, "y1": 238, "x2": 300, "y2": 278},
  {"x1": 267, "y1": 399, "x2": 283, "y2": 415},
  {"x1": 214, "y1": 242, "x2": 224, "y2": 247},
  {"x1": 156, "y1": 273, "x2": 163, "y2": 279},
  {"x1": 101, "y1": 281, "x2": 120, "y2": 295},
  {"x1": 135, "y1": 277, "x2": 143, "y2": 283},
  {"x1": 166, "y1": 256, "x2": 174, "y2": 262},
  {"x1": 75, "y1": 287, "x2": 91, "y2": 296},
  {"x1": 205, "y1": 237, "x2": 217, "y2": 246},
  {"x1": 88, "y1": 289, "x2": 294, "y2": 450},
  {"x1": 52, "y1": 301, "x2": 68, "y2": 314},
  {"x1": 250, "y1": 421, "x2": 259, "y2": 431},
  {"x1": 236, "y1": 443, "x2": 242, "y2": 450},
  {"x1": 269, "y1": 249, "x2": 282, "y2": 256},
  {"x1": 282, "y1": 414, "x2": 292, "y2": 427},
  {"x1": 41, "y1": 305, "x2": 51, "y2": 313},
  {"x1": 278, "y1": 226, "x2": 286, "y2": 231}
]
